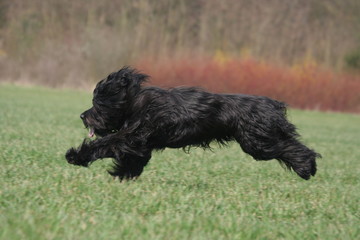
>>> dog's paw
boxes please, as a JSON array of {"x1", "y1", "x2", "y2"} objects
[
  {"x1": 65, "y1": 148, "x2": 78, "y2": 164},
  {"x1": 65, "y1": 148, "x2": 88, "y2": 167}
]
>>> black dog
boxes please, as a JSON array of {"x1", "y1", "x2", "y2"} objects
[{"x1": 66, "y1": 67, "x2": 320, "y2": 181}]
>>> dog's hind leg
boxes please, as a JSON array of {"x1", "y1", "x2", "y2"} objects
[
  {"x1": 274, "y1": 138, "x2": 320, "y2": 180},
  {"x1": 235, "y1": 129, "x2": 320, "y2": 180},
  {"x1": 237, "y1": 137, "x2": 319, "y2": 180}
]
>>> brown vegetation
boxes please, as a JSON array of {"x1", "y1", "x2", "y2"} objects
[{"x1": 138, "y1": 57, "x2": 360, "y2": 113}]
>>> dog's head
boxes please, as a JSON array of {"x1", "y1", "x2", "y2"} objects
[{"x1": 80, "y1": 67, "x2": 148, "y2": 137}]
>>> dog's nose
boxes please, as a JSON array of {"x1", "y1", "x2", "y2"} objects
[{"x1": 80, "y1": 114, "x2": 85, "y2": 120}]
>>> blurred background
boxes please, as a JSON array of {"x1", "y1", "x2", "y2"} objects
[{"x1": 0, "y1": 0, "x2": 359, "y2": 112}]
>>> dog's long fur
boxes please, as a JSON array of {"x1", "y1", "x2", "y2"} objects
[{"x1": 66, "y1": 67, "x2": 320, "y2": 181}]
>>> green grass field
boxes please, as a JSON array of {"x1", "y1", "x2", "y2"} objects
[{"x1": 0, "y1": 85, "x2": 359, "y2": 240}]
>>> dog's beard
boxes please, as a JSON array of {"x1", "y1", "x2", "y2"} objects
[
  {"x1": 83, "y1": 117, "x2": 120, "y2": 138},
  {"x1": 87, "y1": 127, "x2": 117, "y2": 138},
  {"x1": 84, "y1": 120, "x2": 114, "y2": 138},
  {"x1": 85, "y1": 124, "x2": 114, "y2": 138},
  {"x1": 81, "y1": 108, "x2": 118, "y2": 138},
  {"x1": 82, "y1": 120, "x2": 98, "y2": 138}
]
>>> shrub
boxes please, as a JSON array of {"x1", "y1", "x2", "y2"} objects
[{"x1": 136, "y1": 57, "x2": 360, "y2": 113}]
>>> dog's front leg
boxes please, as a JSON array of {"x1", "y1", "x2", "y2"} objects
[
  {"x1": 66, "y1": 135, "x2": 152, "y2": 181},
  {"x1": 65, "y1": 138, "x2": 114, "y2": 167},
  {"x1": 108, "y1": 152, "x2": 152, "y2": 181}
]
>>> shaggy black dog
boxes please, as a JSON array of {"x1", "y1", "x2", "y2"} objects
[{"x1": 66, "y1": 67, "x2": 320, "y2": 181}]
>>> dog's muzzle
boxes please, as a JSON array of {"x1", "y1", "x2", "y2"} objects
[{"x1": 80, "y1": 113, "x2": 95, "y2": 138}]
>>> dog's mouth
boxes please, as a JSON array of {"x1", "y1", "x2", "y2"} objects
[
  {"x1": 86, "y1": 126, "x2": 118, "y2": 138},
  {"x1": 88, "y1": 127, "x2": 95, "y2": 138}
]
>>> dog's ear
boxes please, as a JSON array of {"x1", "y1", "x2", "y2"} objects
[
  {"x1": 117, "y1": 67, "x2": 148, "y2": 87},
  {"x1": 119, "y1": 72, "x2": 130, "y2": 87}
]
